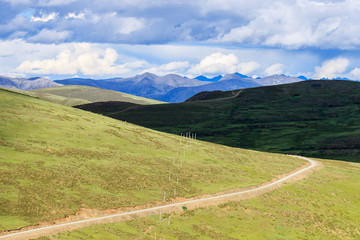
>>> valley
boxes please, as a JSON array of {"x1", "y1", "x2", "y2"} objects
[
  {"x1": 79, "y1": 80, "x2": 360, "y2": 162},
  {"x1": 1, "y1": 80, "x2": 359, "y2": 239},
  {"x1": 2, "y1": 1, "x2": 360, "y2": 239}
]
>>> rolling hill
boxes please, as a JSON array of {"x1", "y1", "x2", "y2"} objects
[
  {"x1": 28, "y1": 85, "x2": 164, "y2": 106},
  {"x1": 76, "y1": 80, "x2": 360, "y2": 162},
  {"x1": 0, "y1": 88, "x2": 304, "y2": 232}
]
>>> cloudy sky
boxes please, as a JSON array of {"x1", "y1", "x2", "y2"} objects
[{"x1": 1, "y1": 0, "x2": 360, "y2": 79}]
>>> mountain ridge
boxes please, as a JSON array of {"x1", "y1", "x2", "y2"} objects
[{"x1": 2, "y1": 72, "x2": 357, "y2": 103}]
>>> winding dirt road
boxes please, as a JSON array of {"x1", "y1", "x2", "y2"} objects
[{"x1": 0, "y1": 155, "x2": 320, "y2": 240}]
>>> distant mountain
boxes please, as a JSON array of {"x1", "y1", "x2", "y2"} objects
[
  {"x1": 195, "y1": 75, "x2": 223, "y2": 82},
  {"x1": 297, "y1": 75, "x2": 308, "y2": 80},
  {"x1": 55, "y1": 73, "x2": 209, "y2": 101},
  {"x1": 0, "y1": 75, "x2": 61, "y2": 90},
  {"x1": 3, "y1": 72, "x2": 357, "y2": 103},
  {"x1": 333, "y1": 77, "x2": 350, "y2": 80},
  {"x1": 234, "y1": 72, "x2": 249, "y2": 78},
  {"x1": 253, "y1": 74, "x2": 303, "y2": 86},
  {"x1": 159, "y1": 74, "x2": 260, "y2": 102}
]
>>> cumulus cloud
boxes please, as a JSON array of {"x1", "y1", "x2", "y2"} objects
[
  {"x1": 189, "y1": 52, "x2": 259, "y2": 75},
  {"x1": 314, "y1": 57, "x2": 350, "y2": 79},
  {"x1": 346, "y1": 67, "x2": 360, "y2": 80},
  {"x1": 143, "y1": 61, "x2": 190, "y2": 76},
  {"x1": 16, "y1": 44, "x2": 148, "y2": 76},
  {"x1": 265, "y1": 63, "x2": 285, "y2": 76},
  {"x1": 31, "y1": 12, "x2": 58, "y2": 22}
]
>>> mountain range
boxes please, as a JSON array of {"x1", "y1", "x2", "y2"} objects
[
  {"x1": 0, "y1": 72, "x2": 351, "y2": 103},
  {"x1": 0, "y1": 75, "x2": 61, "y2": 90}
]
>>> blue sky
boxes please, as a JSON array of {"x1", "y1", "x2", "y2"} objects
[{"x1": 1, "y1": 0, "x2": 360, "y2": 79}]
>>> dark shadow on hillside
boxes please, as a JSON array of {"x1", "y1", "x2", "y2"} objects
[{"x1": 74, "y1": 80, "x2": 360, "y2": 164}]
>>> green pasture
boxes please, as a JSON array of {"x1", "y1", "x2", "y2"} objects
[
  {"x1": 43, "y1": 159, "x2": 360, "y2": 239},
  {"x1": 0, "y1": 88, "x2": 303, "y2": 231}
]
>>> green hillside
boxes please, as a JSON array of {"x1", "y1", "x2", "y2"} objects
[
  {"x1": 28, "y1": 85, "x2": 164, "y2": 106},
  {"x1": 0, "y1": 88, "x2": 303, "y2": 231},
  {"x1": 79, "y1": 80, "x2": 360, "y2": 162},
  {"x1": 38, "y1": 158, "x2": 360, "y2": 239}
]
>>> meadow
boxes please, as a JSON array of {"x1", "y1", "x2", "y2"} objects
[
  {"x1": 38, "y1": 158, "x2": 360, "y2": 239},
  {"x1": 29, "y1": 85, "x2": 164, "y2": 106},
  {"x1": 0, "y1": 88, "x2": 304, "y2": 231}
]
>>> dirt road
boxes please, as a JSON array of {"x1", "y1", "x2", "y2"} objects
[{"x1": 0, "y1": 155, "x2": 320, "y2": 240}]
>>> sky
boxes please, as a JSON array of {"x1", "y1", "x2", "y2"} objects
[{"x1": 1, "y1": 0, "x2": 360, "y2": 80}]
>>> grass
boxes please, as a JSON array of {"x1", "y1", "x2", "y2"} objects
[
  {"x1": 0, "y1": 88, "x2": 304, "y2": 231},
  {"x1": 1, "y1": 87, "x2": 90, "y2": 106},
  {"x1": 28, "y1": 85, "x2": 164, "y2": 106},
  {"x1": 40, "y1": 158, "x2": 360, "y2": 239},
  {"x1": 80, "y1": 80, "x2": 360, "y2": 162}
]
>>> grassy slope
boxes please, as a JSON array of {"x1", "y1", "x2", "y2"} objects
[
  {"x1": 1, "y1": 87, "x2": 91, "y2": 106},
  {"x1": 0, "y1": 88, "x2": 303, "y2": 231},
  {"x1": 83, "y1": 80, "x2": 360, "y2": 162},
  {"x1": 39, "y1": 158, "x2": 360, "y2": 240},
  {"x1": 28, "y1": 85, "x2": 164, "y2": 106}
]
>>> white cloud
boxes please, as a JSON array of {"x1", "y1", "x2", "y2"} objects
[
  {"x1": 237, "y1": 61, "x2": 260, "y2": 75},
  {"x1": 189, "y1": 52, "x2": 259, "y2": 75},
  {"x1": 117, "y1": 17, "x2": 145, "y2": 35},
  {"x1": 99, "y1": 13, "x2": 145, "y2": 35},
  {"x1": 314, "y1": 57, "x2": 350, "y2": 79},
  {"x1": 65, "y1": 12, "x2": 86, "y2": 20},
  {"x1": 27, "y1": 29, "x2": 72, "y2": 43},
  {"x1": 142, "y1": 61, "x2": 190, "y2": 76},
  {"x1": 216, "y1": 0, "x2": 360, "y2": 49},
  {"x1": 16, "y1": 44, "x2": 148, "y2": 76},
  {"x1": 265, "y1": 63, "x2": 284, "y2": 76},
  {"x1": 347, "y1": 67, "x2": 360, "y2": 80},
  {"x1": 3, "y1": 0, "x2": 360, "y2": 49},
  {"x1": 31, "y1": 12, "x2": 58, "y2": 22}
]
